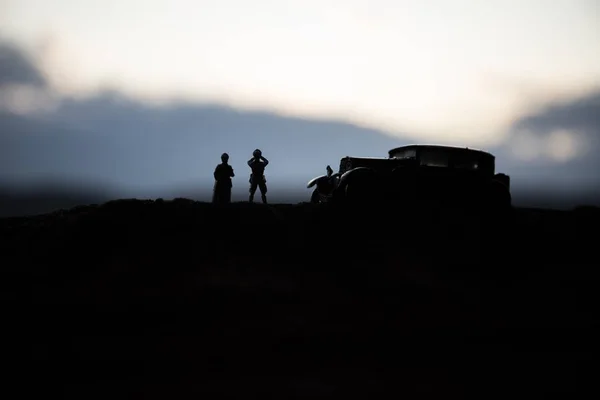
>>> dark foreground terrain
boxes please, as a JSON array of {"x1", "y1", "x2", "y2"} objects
[{"x1": 3, "y1": 199, "x2": 599, "y2": 399}]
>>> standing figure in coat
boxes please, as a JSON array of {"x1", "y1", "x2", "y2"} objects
[{"x1": 213, "y1": 152, "x2": 235, "y2": 204}]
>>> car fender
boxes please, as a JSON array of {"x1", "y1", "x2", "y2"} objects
[
  {"x1": 307, "y1": 175, "x2": 328, "y2": 188},
  {"x1": 337, "y1": 167, "x2": 375, "y2": 187},
  {"x1": 335, "y1": 167, "x2": 380, "y2": 198}
]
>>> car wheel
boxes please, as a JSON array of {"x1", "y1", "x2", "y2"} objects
[{"x1": 310, "y1": 188, "x2": 321, "y2": 204}]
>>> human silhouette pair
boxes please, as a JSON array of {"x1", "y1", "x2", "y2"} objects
[{"x1": 212, "y1": 149, "x2": 269, "y2": 204}]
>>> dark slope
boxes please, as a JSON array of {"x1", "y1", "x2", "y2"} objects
[{"x1": 3, "y1": 200, "x2": 598, "y2": 399}]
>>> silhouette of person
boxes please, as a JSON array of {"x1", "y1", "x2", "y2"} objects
[
  {"x1": 248, "y1": 149, "x2": 269, "y2": 204},
  {"x1": 213, "y1": 153, "x2": 235, "y2": 204}
]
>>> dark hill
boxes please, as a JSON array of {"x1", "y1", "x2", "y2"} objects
[{"x1": 3, "y1": 200, "x2": 598, "y2": 399}]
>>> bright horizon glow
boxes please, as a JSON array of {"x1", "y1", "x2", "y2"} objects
[{"x1": 2, "y1": 0, "x2": 599, "y2": 147}]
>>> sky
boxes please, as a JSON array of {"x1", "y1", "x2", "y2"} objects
[{"x1": 1, "y1": 0, "x2": 599, "y2": 213}]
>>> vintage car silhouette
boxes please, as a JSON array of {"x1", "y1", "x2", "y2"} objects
[{"x1": 306, "y1": 144, "x2": 511, "y2": 209}]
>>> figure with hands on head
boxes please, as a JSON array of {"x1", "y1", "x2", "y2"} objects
[{"x1": 247, "y1": 149, "x2": 269, "y2": 204}]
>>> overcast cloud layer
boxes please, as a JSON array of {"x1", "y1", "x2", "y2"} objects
[{"x1": 1, "y1": 0, "x2": 599, "y2": 145}]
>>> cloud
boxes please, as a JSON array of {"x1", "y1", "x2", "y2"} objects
[
  {"x1": 0, "y1": 40, "x2": 46, "y2": 87},
  {"x1": 490, "y1": 89, "x2": 600, "y2": 209},
  {"x1": 0, "y1": 39, "x2": 58, "y2": 114},
  {"x1": 505, "y1": 89, "x2": 600, "y2": 164},
  {"x1": 512, "y1": 90, "x2": 600, "y2": 137},
  {"x1": 508, "y1": 128, "x2": 585, "y2": 163}
]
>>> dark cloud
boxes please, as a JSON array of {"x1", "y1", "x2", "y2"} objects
[
  {"x1": 0, "y1": 40, "x2": 46, "y2": 87},
  {"x1": 490, "y1": 89, "x2": 600, "y2": 208},
  {"x1": 511, "y1": 90, "x2": 600, "y2": 138},
  {"x1": 501, "y1": 89, "x2": 600, "y2": 173}
]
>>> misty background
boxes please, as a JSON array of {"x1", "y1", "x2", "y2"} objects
[{"x1": 1, "y1": 1, "x2": 599, "y2": 216}]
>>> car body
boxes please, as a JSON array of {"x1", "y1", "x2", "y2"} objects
[{"x1": 307, "y1": 144, "x2": 511, "y2": 209}]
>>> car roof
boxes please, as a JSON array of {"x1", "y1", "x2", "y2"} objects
[
  {"x1": 388, "y1": 144, "x2": 493, "y2": 157},
  {"x1": 341, "y1": 156, "x2": 389, "y2": 160}
]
